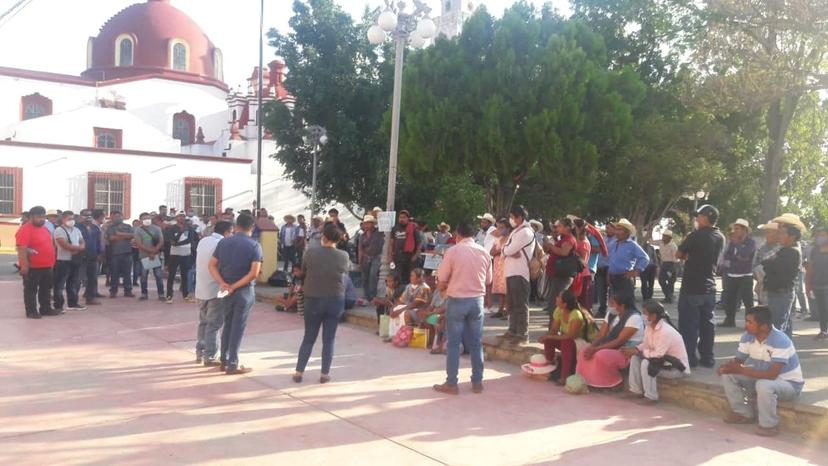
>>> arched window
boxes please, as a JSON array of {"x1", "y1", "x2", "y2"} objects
[
  {"x1": 213, "y1": 48, "x2": 224, "y2": 81},
  {"x1": 172, "y1": 111, "x2": 195, "y2": 145},
  {"x1": 170, "y1": 39, "x2": 189, "y2": 71},
  {"x1": 20, "y1": 93, "x2": 52, "y2": 121},
  {"x1": 115, "y1": 34, "x2": 134, "y2": 67}
]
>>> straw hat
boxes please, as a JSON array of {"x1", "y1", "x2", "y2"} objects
[
  {"x1": 662, "y1": 229, "x2": 674, "y2": 237},
  {"x1": 521, "y1": 354, "x2": 556, "y2": 376},
  {"x1": 613, "y1": 218, "x2": 636, "y2": 236},
  {"x1": 731, "y1": 218, "x2": 749, "y2": 229},
  {"x1": 529, "y1": 219, "x2": 543, "y2": 230},
  {"x1": 772, "y1": 213, "x2": 807, "y2": 234},
  {"x1": 46, "y1": 209, "x2": 59, "y2": 216},
  {"x1": 477, "y1": 213, "x2": 496, "y2": 224},
  {"x1": 372, "y1": 206, "x2": 383, "y2": 212},
  {"x1": 757, "y1": 221, "x2": 779, "y2": 231},
  {"x1": 437, "y1": 222, "x2": 450, "y2": 230},
  {"x1": 363, "y1": 214, "x2": 377, "y2": 223}
]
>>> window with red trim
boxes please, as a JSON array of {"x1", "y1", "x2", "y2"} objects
[
  {"x1": 184, "y1": 177, "x2": 222, "y2": 216},
  {"x1": 173, "y1": 111, "x2": 195, "y2": 145},
  {"x1": 94, "y1": 127, "x2": 123, "y2": 149},
  {"x1": 0, "y1": 167, "x2": 23, "y2": 215},
  {"x1": 88, "y1": 172, "x2": 131, "y2": 218},
  {"x1": 21, "y1": 93, "x2": 52, "y2": 121}
]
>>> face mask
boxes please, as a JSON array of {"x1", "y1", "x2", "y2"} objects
[
  {"x1": 509, "y1": 219, "x2": 517, "y2": 228},
  {"x1": 693, "y1": 220, "x2": 699, "y2": 230},
  {"x1": 608, "y1": 307, "x2": 618, "y2": 316},
  {"x1": 142, "y1": 219, "x2": 152, "y2": 227},
  {"x1": 65, "y1": 220, "x2": 75, "y2": 228},
  {"x1": 817, "y1": 237, "x2": 828, "y2": 247}
]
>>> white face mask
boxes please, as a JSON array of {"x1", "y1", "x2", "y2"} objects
[
  {"x1": 142, "y1": 219, "x2": 152, "y2": 227},
  {"x1": 608, "y1": 307, "x2": 618, "y2": 316},
  {"x1": 693, "y1": 219, "x2": 700, "y2": 230},
  {"x1": 65, "y1": 220, "x2": 75, "y2": 228},
  {"x1": 509, "y1": 218, "x2": 518, "y2": 228}
]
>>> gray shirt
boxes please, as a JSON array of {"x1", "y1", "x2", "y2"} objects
[
  {"x1": 302, "y1": 246, "x2": 350, "y2": 298},
  {"x1": 106, "y1": 222, "x2": 134, "y2": 255},
  {"x1": 133, "y1": 224, "x2": 163, "y2": 259},
  {"x1": 54, "y1": 226, "x2": 83, "y2": 261}
]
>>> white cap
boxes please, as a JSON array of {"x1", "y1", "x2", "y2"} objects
[{"x1": 732, "y1": 218, "x2": 750, "y2": 229}]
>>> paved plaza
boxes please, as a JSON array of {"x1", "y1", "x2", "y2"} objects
[{"x1": 1, "y1": 267, "x2": 827, "y2": 464}]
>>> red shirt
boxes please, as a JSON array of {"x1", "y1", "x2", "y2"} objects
[
  {"x1": 545, "y1": 233, "x2": 577, "y2": 277},
  {"x1": 15, "y1": 223, "x2": 56, "y2": 269}
]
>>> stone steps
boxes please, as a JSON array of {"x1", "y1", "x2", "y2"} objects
[{"x1": 255, "y1": 291, "x2": 828, "y2": 440}]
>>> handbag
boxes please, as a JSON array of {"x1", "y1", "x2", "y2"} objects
[
  {"x1": 392, "y1": 326, "x2": 413, "y2": 348},
  {"x1": 378, "y1": 313, "x2": 391, "y2": 339},
  {"x1": 555, "y1": 248, "x2": 584, "y2": 279},
  {"x1": 60, "y1": 226, "x2": 85, "y2": 266},
  {"x1": 410, "y1": 327, "x2": 429, "y2": 349}
]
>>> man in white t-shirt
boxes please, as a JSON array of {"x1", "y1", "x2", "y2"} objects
[
  {"x1": 53, "y1": 211, "x2": 86, "y2": 311},
  {"x1": 500, "y1": 205, "x2": 536, "y2": 343}
]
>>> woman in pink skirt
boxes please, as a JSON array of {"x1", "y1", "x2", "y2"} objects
[
  {"x1": 576, "y1": 291, "x2": 644, "y2": 388},
  {"x1": 489, "y1": 218, "x2": 511, "y2": 318}
]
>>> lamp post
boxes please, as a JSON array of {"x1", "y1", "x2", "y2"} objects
[
  {"x1": 255, "y1": 0, "x2": 265, "y2": 213},
  {"x1": 304, "y1": 125, "x2": 328, "y2": 218},
  {"x1": 368, "y1": 0, "x2": 436, "y2": 294}
]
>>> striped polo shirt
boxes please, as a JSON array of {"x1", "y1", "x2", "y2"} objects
[{"x1": 736, "y1": 328, "x2": 804, "y2": 392}]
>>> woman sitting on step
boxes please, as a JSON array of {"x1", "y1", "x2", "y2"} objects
[
  {"x1": 576, "y1": 291, "x2": 644, "y2": 389},
  {"x1": 538, "y1": 289, "x2": 585, "y2": 385}
]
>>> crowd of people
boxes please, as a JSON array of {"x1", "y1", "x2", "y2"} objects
[{"x1": 15, "y1": 199, "x2": 822, "y2": 437}]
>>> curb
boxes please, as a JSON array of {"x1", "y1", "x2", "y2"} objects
[{"x1": 256, "y1": 290, "x2": 828, "y2": 440}]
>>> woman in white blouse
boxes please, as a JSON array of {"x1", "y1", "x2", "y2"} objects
[{"x1": 622, "y1": 300, "x2": 691, "y2": 404}]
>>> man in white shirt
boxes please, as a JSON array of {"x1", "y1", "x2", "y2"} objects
[
  {"x1": 280, "y1": 215, "x2": 300, "y2": 273},
  {"x1": 53, "y1": 211, "x2": 86, "y2": 312},
  {"x1": 656, "y1": 230, "x2": 679, "y2": 303},
  {"x1": 500, "y1": 205, "x2": 536, "y2": 343},
  {"x1": 475, "y1": 213, "x2": 497, "y2": 253},
  {"x1": 195, "y1": 220, "x2": 233, "y2": 366}
]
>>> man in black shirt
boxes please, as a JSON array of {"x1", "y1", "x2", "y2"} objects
[
  {"x1": 677, "y1": 204, "x2": 726, "y2": 368},
  {"x1": 762, "y1": 223, "x2": 802, "y2": 337},
  {"x1": 390, "y1": 210, "x2": 419, "y2": 284},
  {"x1": 327, "y1": 208, "x2": 349, "y2": 251}
]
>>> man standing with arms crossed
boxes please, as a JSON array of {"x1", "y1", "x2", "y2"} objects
[
  {"x1": 677, "y1": 204, "x2": 725, "y2": 368},
  {"x1": 209, "y1": 214, "x2": 263, "y2": 375},
  {"x1": 433, "y1": 221, "x2": 492, "y2": 395}
]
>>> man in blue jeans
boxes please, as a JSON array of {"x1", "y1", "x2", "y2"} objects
[
  {"x1": 433, "y1": 222, "x2": 492, "y2": 395},
  {"x1": 105, "y1": 210, "x2": 135, "y2": 298},
  {"x1": 677, "y1": 204, "x2": 725, "y2": 368},
  {"x1": 209, "y1": 213, "x2": 263, "y2": 375}
]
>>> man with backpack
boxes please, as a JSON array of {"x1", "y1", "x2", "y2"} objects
[{"x1": 499, "y1": 205, "x2": 537, "y2": 343}]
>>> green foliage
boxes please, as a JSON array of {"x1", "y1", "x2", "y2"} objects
[
  {"x1": 263, "y1": 0, "x2": 393, "y2": 214},
  {"x1": 398, "y1": 4, "x2": 644, "y2": 217}
]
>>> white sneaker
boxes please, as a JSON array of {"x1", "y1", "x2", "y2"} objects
[{"x1": 67, "y1": 305, "x2": 88, "y2": 311}]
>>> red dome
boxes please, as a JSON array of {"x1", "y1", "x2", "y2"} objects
[{"x1": 82, "y1": 0, "x2": 225, "y2": 88}]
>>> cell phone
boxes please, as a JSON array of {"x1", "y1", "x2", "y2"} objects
[{"x1": 217, "y1": 290, "x2": 229, "y2": 299}]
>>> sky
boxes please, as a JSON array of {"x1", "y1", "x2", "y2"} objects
[{"x1": 0, "y1": 0, "x2": 570, "y2": 90}]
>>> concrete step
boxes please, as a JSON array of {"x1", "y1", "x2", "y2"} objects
[{"x1": 255, "y1": 290, "x2": 828, "y2": 440}]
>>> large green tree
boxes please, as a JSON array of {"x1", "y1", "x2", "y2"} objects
[
  {"x1": 397, "y1": 4, "x2": 644, "y2": 217},
  {"x1": 264, "y1": 0, "x2": 392, "y2": 216},
  {"x1": 692, "y1": 0, "x2": 828, "y2": 221}
]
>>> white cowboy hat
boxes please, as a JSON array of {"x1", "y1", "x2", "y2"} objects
[
  {"x1": 437, "y1": 222, "x2": 450, "y2": 229},
  {"x1": 477, "y1": 213, "x2": 496, "y2": 223},
  {"x1": 521, "y1": 354, "x2": 556, "y2": 375},
  {"x1": 757, "y1": 221, "x2": 779, "y2": 231},
  {"x1": 529, "y1": 219, "x2": 543, "y2": 230},
  {"x1": 662, "y1": 229, "x2": 674, "y2": 237},
  {"x1": 362, "y1": 214, "x2": 377, "y2": 223}
]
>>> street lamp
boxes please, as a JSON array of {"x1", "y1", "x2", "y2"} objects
[
  {"x1": 368, "y1": 0, "x2": 435, "y2": 296},
  {"x1": 304, "y1": 125, "x2": 328, "y2": 218}
]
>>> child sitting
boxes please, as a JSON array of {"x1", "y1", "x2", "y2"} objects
[{"x1": 275, "y1": 264, "x2": 304, "y2": 314}]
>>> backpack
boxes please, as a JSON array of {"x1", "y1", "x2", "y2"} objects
[
  {"x1": 520, "y1": 234, "x2": 546, "y2": 280},
  {"x1": 578, "y1": 306, "x2": 600, "y2": 343},
  {"x1": 267, "y1": 270, "x2": 292, "y2": 287}
]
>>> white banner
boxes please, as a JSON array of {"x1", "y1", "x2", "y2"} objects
[{"x1": 377, "y1": 211, "x2": 396, "y2": 232}]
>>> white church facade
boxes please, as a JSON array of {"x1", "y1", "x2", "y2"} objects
[{"x1": 0, "y1": 0, "x2": 302, "y2": 232}]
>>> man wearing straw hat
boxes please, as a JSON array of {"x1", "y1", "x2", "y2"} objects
[
  {"x1": 606, "y1": 219, "x2": 649, "y2": 300},
  {"x1": 720, "y1": 219, "x2": 756, "y2": 327},
  {"x1": 676, "y1": 204, "x2": 725, "y2": 368},
  {"x1": 754, "y1": 221, "x2": 780, "y2": 304},
  {"x1": 656, "y1": 229, "x2": 678, "y2": 304},
  {"x1": 358, "y1": 214, "x2": 384, "y2": 303}
]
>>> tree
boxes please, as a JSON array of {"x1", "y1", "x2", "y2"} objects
[
  {"x1": 692, "y1": 0, "x2": 828, "y2": 221},
  {"x1": 397, "y1": 4, "x2": 645, "y2": 217},
  {"x1": 264, "y1": 0, "x2": 393, "y2": 215}
]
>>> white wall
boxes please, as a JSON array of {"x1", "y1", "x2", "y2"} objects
[
  {"x1": 0, "y1": 144, "x2": 251, "y2": 219},
  {"x1": 0, "y1": 75, "x2": 96, "y2": 129}
]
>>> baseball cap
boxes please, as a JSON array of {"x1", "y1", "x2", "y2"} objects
[{"x1": 693, "y1": 204, "x2": 719, "y2": 224}]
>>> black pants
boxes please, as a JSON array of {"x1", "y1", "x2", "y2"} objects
[
  {"x1": 84, "y1": 254, "x2": 99, "y2": 300},
  {"x1": 282, "y1": 245, "x2": 297, "y2": 272},
  {"x1": 23, "y1": 267, "x2": 53, "y2": 316},
  {"x1": 722, "y1": 275, "x2": 754, "y2": 323},
  {"x1": 609, "y1": 273, "x2": 636, "y2": 302},
  {"x1": 167, "y1": 255, "x2": 192, "y2": 298},
  {"x1": 640, "y1": 265, "x2": 657, "y2": 301},
  {"x1": 594, "y1": 266, "x2": 609, "y2": 317},
  {"x1": 394, "y1": 255, "x2": 413, "y2": 284},
  {"x1": 658, "y1": 262, "x2": 677, "y2": 302},
  {"x1": 54, "y1": 260, "x2": 81, "y2": 309}
]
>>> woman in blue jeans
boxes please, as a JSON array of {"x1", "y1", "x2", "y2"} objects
[{"x1": 294, "y1": 222, "x2": 351, "y2": 384}]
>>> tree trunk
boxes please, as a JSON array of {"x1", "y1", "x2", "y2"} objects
[
  {"x1": 760, "y1": 92, "x2": 801, "y2": 221},
  {"x1": 491, "y1": 180, "x2": 514, "y2": 218}
]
